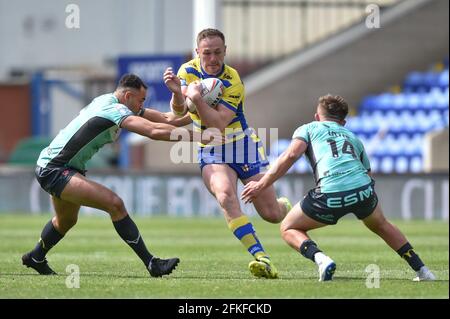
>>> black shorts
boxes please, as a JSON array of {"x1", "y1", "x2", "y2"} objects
[
  {"x1": 35, "y1": 166, "x2": 84, "y2": 199},
  {"x1": 300, "y1": 181, "x2": 378, "y2": 225}
]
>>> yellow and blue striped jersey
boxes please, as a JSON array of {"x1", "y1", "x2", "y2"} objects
[{"x1": 177, "y1": 58, "x2": 257, "y2": 146}]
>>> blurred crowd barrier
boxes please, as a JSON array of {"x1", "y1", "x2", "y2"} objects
[{"x1": 0, "y1": 167, "x2": 447, "y2": 220}]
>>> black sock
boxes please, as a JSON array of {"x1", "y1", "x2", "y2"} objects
[
  {"x1": 299, "y1": 239, "x2": 322, "y2": 262},
  {"x1": 113, "y1": 215, "x2": 153, "y2": 266},
  {"x1": 31, "y1": 219, "x2": 64, "y2": 261},
  {"x1": 397, "y1": 242, "x2": 424, "y2": 271}
]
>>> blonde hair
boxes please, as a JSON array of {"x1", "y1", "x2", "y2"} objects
[{"x1": 196, "y1": 28, "x2": 225, "y2": 46}]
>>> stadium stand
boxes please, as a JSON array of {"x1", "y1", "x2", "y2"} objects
[
  {"x1": 7, "y1": 136, "x2": 113, "y2": 169},
  {"x1": 271, "y1": 59, "x2": 449, "y2": 174},
  {"x1": 7, "y1": 137, "x2": 52, "y2": 167}
]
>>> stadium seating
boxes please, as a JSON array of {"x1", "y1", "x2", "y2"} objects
[
  {"x1": 8, "y1": 136, "x2": 112, "y2": 169},
  {"x1": 276, "y1": 59, "x2": 449, "y2": 174},
  {"x1": 8, "y1": 137, "x2": 52, "y2": 166}
]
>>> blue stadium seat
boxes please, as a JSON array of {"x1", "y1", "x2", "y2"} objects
[
  {"x1": 438, "y1": 70, "x2": 449, "y2": 90},
  {"x1": 387, "y1": 135, "x2": 403, "y2": 156},
  {"x1": 344, "y1": 116, "x2": 360, "y2": 132},
  {"x1": 405, "y1": 93, "x2": 421, "y2": 111},
  {"x1": 406, "y1": 134, "x2": 423, "y2": 157},
  {"x1": 361, "y1": 114, "x2": 379, "y2": 135},
  {"x1": 404, "y1": 70, "x2": 447, "y2": 92},
  {"x1": 410, "y1": 156, "x2": 423, "y2": 173},
  {"x1": 422, "y1": 92, "x2": 435, "y2": 111},
  {"x1": 423, "y1": 71, "x2": 440, "y2": 89},
  {"x1": 377, "y1": 93, "x2": 395, "y2": 111},
  {"x1": 370, "y1": 156, "x2": 379, "y2": 172},
  {"x1": 404, "y1": 72, "x2": 423, "y2": 91},
  {"x1": 392, "y1": 93, "x2": 407, "y2": 111},
  {"x1": 415, "y1": 111, "x2": 433, "y2": 133},
  {"x1": 380, "y1": 156, "x2": 395, "y2": 173},
  {"x1": 360, "y1": 95, "x2": 377, "y2": 110},
  {"x1": 399, "y1": 111, "x2": 417, "y2": 134},
  {"x1": 371, "y1": 139, "x2": 385, "y2": 157},
  {"x1": 385, "y1": 111, "x2": 404, "y2": 134},
  {"x1": 436, "y1": 89, "x2": 449, "y2": 110},
  {"x1": 428, "y1": 110, "x2": 446, "y2": 131},
  {"x1": 285, "y1": 59, "x2": 448, "y2": 174},
  {"x1": 395, "y1": 156, "x2": 409, "y2": 173}
]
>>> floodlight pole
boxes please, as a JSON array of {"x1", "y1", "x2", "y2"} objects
[{"x1": 193, "y1": 0, "x2": 222, "y2": 58}]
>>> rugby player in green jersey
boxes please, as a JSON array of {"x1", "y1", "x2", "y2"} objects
[
  {"x1": 242, "y1": 95, "x2": 436, "y2": 282},
  {"x1": 22, "y1": 74, "x2": 198, "y2": 277}
]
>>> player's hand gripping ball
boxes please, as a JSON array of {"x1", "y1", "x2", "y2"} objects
[{"x1": 186, "y1": 78, "x2": 224, "y2": 113}]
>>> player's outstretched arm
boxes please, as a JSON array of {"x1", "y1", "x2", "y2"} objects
[
  {"x1": 241, "y1": 139, "x2": 307, "y2": 203},
  {"x1": 141, "y1": 108, "x2": 192, "y2": 127},
  {"x1": 121, "y1": 115, "x2": 222, "y2": 144},
  {"x1": 164, "y1": 112, "x2": 193, "y2": 127},
  {"x1": 121, "y1": 115, "x2": 191, "y2": 142}
]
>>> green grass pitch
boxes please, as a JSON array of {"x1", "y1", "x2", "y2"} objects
[{"x1": 0, "y1": 214, "x2": 448, "y2": 299}]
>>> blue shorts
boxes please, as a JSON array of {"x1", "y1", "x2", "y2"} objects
[{"x1": 198, "y1": 134, "x2": 269, "y2": 179}]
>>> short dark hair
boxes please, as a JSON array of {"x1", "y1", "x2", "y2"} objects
[
  {"x1": 318, "y1": 94, "x2": 349, "y2": 121},
  {"x1": 117, "y1": 74, "x2": 147, "y2": 90},
  {"x1": 196, "y1": 28, "x2": 225, "y2": 46}
]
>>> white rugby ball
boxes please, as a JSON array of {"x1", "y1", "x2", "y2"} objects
[{"x1": 186, "y1": 78, "x2": 224, "y2": 113}]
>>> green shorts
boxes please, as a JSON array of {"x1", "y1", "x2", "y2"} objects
[{"x1": 300, "y1": 181, "x2": 378, "y2": 225}]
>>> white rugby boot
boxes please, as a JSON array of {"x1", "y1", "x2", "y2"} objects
[
  {"x1": 413, "y1": 266, "x2": 436, "y2": 282},
  {"x1": 315, "y1": 252, "x2": 336, "y2": 282}
]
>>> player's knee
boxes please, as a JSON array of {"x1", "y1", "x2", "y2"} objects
[
  {"x1": 279, "y1": 219, "x2": 291, "y2": 237},
  {"x1": 260, "y1": 212, "x2": 282, "y2": 224},
  {"x1": 109, "y1": 196, "x2": 126, "y2": 216},
  {"x1": 280, "y1": 228, "x2": 289, "y2": 242},
  {"x1": 279, "y1": 219, "x2": 288, "y2": 233},
  {"x1": 215, "y1": 190, "x2": 236, "y2": 210}
]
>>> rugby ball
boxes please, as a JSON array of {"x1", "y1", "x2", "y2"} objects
[{"x1": 186, "y1": 78, "x2": 224, "y2": 113}]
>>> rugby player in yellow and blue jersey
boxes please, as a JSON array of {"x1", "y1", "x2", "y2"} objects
[
  {"x1": 22, "y1": 74, "x2": 189, "y2": 277},
  {"x1": 242, "y1": 95, "x2": 436, "y2": 282},
  {"x1": 164, "y1": 28, "x2": 291, "y2": 279}
]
